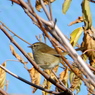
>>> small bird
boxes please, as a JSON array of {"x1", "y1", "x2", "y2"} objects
[{"x1": 28, "y1": 42, "x2": 61, "y2": 69}]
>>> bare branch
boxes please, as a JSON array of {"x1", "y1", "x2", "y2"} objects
[
  {"x1": 39, "y1": 0, "x2": 51, "y2": 20},
  {"x1": 48, "y1": 0, "x2": 53, "y2": 20},
  {"x1": 0, "y1": 88, "x2": 8, "y2": 95},
  {"x1": 0, "y1": 21, "x2": 31, "y2": 45},
  {"x1": 0, "y1": 25, "x2": 74, "y2": 95},
  {"x1": 0, "y1": 64, "x2": 62, "y2": 94}
]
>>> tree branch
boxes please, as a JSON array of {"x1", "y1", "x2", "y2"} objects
[{"x1": 0, "y1": 25, "x2": 74, "y2": 95}]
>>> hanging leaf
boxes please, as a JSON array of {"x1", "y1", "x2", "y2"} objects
[
  {"x1": 0, "y1": 62, "x2": 6, "y2": 89},
  {"x1": 10, "y1": 45, "x2": 27, "y2": 64},
  {"x1": 81, "y1": 0, "x2": 92, "y2": 30},
  {"x1": 42, "y1": 66, "x2": 58, "y2": 95},
  {"x1": 27, "y1": 53, "x2": 34, "y2": 61},
  {"x1": 59, "y1": 68, "x2": 69, "y2": 87},
  {"x1": 69, "y1": 67, "x2": 82, "y2": 94},
  {"x1": 28, "y1": 67, "x2": 41, "y2": 93},
  {"x1": 81, "y1": 29, "x2": 95, "y2": 67},
  {"x1": 81, "y1": 54, "x2": 88, "y2": 62},
  {"x1": 42, "y1": 70, "x2": 52, "y2": 95},
  {"x1": 62, "y1": 0, "x2": 72, "y2": 14},
  {"x1": 35, "y1": 0, "x2": 55, "y2": 11},
  {"x1": 70, "y1": 27, "x2": 83, "y2": 47},
  {"x1": 69, "y1": 16, "x2": 84, "y2": 26}
]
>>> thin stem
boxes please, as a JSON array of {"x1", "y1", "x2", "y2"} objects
[
  {"x1": 83, "y1": 49, "x2": 95, "y2": 54},
  {"x1": 0, "y1": 64, "x2": 61, "y2": 94},
  {"x1": 0, "y1": 21, "x2": 31, "y2": 45},
  {"x1": 51, "y1": 70, "x2": 65, "y2": 87},
  {"x1": 0, "y1": 25, "x2": 71, "y2": 93},
  {"x1": 39, "y1": 0, "x2": 51, "y2": 20},
  {"x1": 0, "y1": 89, "x2": 8, "y2": 95},
  {"x1": 48, "y1": 0, "x2": 53, "y2": 20}
]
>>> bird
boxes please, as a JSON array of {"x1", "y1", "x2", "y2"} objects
[{"x1": 28, "y1": 42, "x2": 62, "y2": 69}]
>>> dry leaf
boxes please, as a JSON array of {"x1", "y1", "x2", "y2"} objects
[
  {"x1": 81, "y1": 29, "x2": 95, "y2": 67},
  {"x1": 35, "y1": 0, "x2": 55, "y2": 11},
  {"x1": 10, "y1": 45, "x2": 27, "y2": 64},
  {"x1": 42, "y1": 70, "x2": 52, "y2": 95},
  {"x1": 59, "y1": 68, "x2": 68, "y2": 87},
  {"x1": 52, "y1": 65, "x2": 59, "y2": 73},
  {"x1": 28, "y1": 67, "x2": 41, "y2": 93},
  {"x1": 0, "y1": 62, "x2": 6, "y2": 89},
  {"x1": 88, "y1": 84, "x2": 94, "y2": 95},
  {"x1": 42, "y1": 66, "x2": 58, "y2": 95},
  {"x1": 81, "y1": 0, "x2": 92, "y2": 30},
  {"x1": 27, "y1": 53, "x2": 34, "y2": 61},
  {"x1": 69, "y1": 67, "x2": 82, "y2": 94},
  {"x1": 69, "y1": 16, "x2": 83, "y2": 26}
]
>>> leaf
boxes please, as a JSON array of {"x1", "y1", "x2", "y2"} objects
[
  {"x1": 81, "y1": 54, "x2": 88, "y2": 62},
  {"x1": 69, "y1": 67, "x2": 82, "y2": 94},
  {"x1": 27, "y1": 53, "x2": 34, "y2": 61},
  {"x1": 42, "y1": 70, "x2": 52, "y2": 95},
  {"x1": 10, "y1": 45, "x2": 27, "y2": 64},
  {"x1": 35, "y1": 0, "x2": 55, "y2": 11},
  {"x1": 28, "y1": 67, "x2": 41, "y2": 93},
  {"x1": 62, "y1": 0, "x2": 72, "y2": 14},
  {"x1": 59, "y1": 68, "x2": 68, "y2": 87},
  {"x1": 70, "y1": 27, "x2": 83, "y2": 47},
  {"x1": 42, "y1": 66, "x2": 58, "y2": 95},
  {"x1": 0, "y1": 62, "x2": 6, "y2": 89},
  {"x1": 81, "y1": 0, "x2": 92, "y2": 30},
  {"x1": 81, "y1": 28, "x2": 95, "y2": 67},
  {"x1": 69, "y1": 16, "x2": 84, "y2": 26}
]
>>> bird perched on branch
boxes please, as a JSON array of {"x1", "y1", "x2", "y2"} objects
[{"x1": 28, "y1": 42, "x2": 62, "y2": 69}]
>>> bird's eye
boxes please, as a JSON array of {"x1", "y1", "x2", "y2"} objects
[{"x1": 33, "y1": 45, "x2": 36, "y2": 47}]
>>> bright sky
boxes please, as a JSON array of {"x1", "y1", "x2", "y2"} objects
[{"x1": 0, "y1": 0, "x2": 95, "y2": 95}]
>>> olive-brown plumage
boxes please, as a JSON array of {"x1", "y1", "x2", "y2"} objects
[{"x1": 29, "y1": 42, "x2": 61, "y2": 69}]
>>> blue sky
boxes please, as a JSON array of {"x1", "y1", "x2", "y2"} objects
[{"x1": 0, "y1": 0, "x2": 94, "y2": 95}]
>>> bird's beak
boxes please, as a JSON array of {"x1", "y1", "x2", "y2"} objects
[{"x1": 28, "y1": 45, "x2": 32, "y2": 48}]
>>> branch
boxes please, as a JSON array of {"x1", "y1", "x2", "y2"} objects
[
  {"x1": 0, "y1": 25, "x2": 74, "y2": 95},
  {"x1": 0, "y1": 21, "x2": 31, "y2": 45},
  {"x1": 0, "y1": 64, "x2": 61, "y2": 94},
  {"x1": 39, "y1": 0, "x2": 51, "y2": 20},
  {"x1": 9, "y1": 0, "x2": 95, "y2": 91},
  {"x1": 0, "y1": 89, "x2": 8, "y2": 95},
  {"x1": 54, "y1": 25, "x2": 95, "y2": 85}
]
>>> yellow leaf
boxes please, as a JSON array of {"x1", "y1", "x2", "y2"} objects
[
  {"x1": 28, "y1": 67, "x2": 41, "y2": 93},
  {"x1": 69, "y1": 16, "x2": 84, "y2": 26},
  {"x1": 59, "y1": 68, "x2": 68, "y2": 87},
  {"x1": 70, "y1": 27, "x2": 83, "y2": 47},
  {"x1": 27, "y1": 53, "x2": 34, "y2": 61},
  {"x1": 42, "y1": 70, "x2": 52, "y2": 95},
  {"x1": 62, "y1": 0, "x2": 72, "y2": 14},
  {"x1": 10, "y1": 45, "x2": 27, "y2": 64},
  {"x1": 0, "y1": 62, "x2": 6, "y2": 89},
  {"x1": 35, "y1": 0, "x2": 55, "y2": 11},
  {"x1": 69, "y1": 67, "x2": 82, "y2": 94},
  {"x1": 81, "y1": 0, "x2": 92, "y2": 30}
]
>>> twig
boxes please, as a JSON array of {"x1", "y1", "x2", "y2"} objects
[
  {"x1": 0, "y1": 25, "x2": 73, "y2": 94},
  {"x1": 54, "y1": 25, "x2": 95, "y2": 86},
  {"x1": 35, "y1": 34, "x2": 42, "y2": 42},
  {"x1": 10, "y1": 0, "x2": 95, "y2": 92},
  {"x1": 83, "y1": 49, "x2": 95, "y2": 55},
  {"x1": 39, "y1": 0, "x2": 51, "y2": 20},
  {"x1": 0, "y1": 64, "x2": 61, "y2": 94},
  {"x1": 51, "y1": 70, "x2": 65, "y2": 87},
  {"x1": 48, "y1": 0, "x2": 53, "y2": 20},
  {"x1": 0, "y1": 21, "x2": 31, "y2": 45},
  {"x1": 88, "y1": 0, "x2": 95, "y2": 3},
  {"x1": 0, "y1": 88, "x2": 8, "y2": 95}
]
